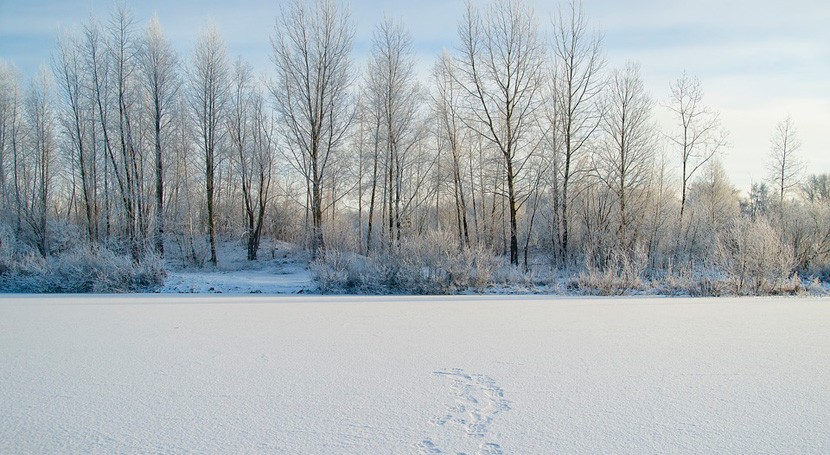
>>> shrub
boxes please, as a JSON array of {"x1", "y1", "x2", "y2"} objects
[
  {"x1": 715, "y1": 218, "x2": 796, "y2": 295},
  {"x1": 574, "y1": 247, "x2": 648, "y2": 295},
  {"x1": 0, "y1": 243, "x2": 167, "y2": 293},
  {"x1": 311, "y1": 231, "x2": 503, "y2": 294},
  {"x1": 402, "y1": 232, "x2": 503, "y2": 293}
]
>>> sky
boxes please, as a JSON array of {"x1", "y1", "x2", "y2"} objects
[{"x1": 1, "y1": 0, "x2": 828, "y2": 192}]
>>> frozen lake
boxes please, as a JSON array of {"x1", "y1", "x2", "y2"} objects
[{"x1": 1, "y1": 295, "x2": 828, "y2": 453}]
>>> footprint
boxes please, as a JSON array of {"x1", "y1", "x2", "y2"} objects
[
  {"x1": 434, "y1": 369, "x2": 511, "y2": 438},
  {"x1": 478, "y1": 442, "x2": 504, "y2": 455},
  {"x1": 417, "y1": 438, "x2": 444, "y2": 454},
  {"x1": 421, "y1": 369, "x2": 510, "y2": 453}
]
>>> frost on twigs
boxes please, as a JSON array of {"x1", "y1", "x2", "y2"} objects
[
  {"x1": 715, "y1": 218, "x2": 798, "y2": 295},
  {"x1": 311, "y1": 231, "x2": 502, "y2": 294},
  {"x1": 0, "y1": 227, "x2": 166, "y2": 293}
]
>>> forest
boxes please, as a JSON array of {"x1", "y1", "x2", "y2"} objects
[{"x1": 0, "y1": 0, "x2": 828, "y2": 295}]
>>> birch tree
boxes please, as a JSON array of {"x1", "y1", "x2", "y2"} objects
[
  {"x1": 190, "y1": 25, "x2": 229, "y2": 266},
  {"x1": 271, "y1": 0, "x2": 354, "y2": 258},
  {"x1": 667, "y1": 72, "x2": 726, "y2": 221},
  {"x1": 434, "y1": 52, "x2": 471, "y2": 247},
  {"x1": 24, "y1": 68, "x2": 56, "y2": 256},
  {"x1": 454, "y1": 0, "x2": 545, "y2": 265},
  {"x1": 366, "y1": 16, "x2": 421, "y2": 248},
  {"x1": 550, "y1": 0, "x2": 604, "y2": 264},
  {"x1": 228, "y1": 57, "x2": 274, "y2": 260},
  {"x1": 0, "y1": 61, "x2": 23, "y2": 229},
  {"x1": 53, "y1": 30, "x2": 99, "y2": 243},
  {"x1": 596, "y1": 62, "x2": 655, "y2": 255},
  {"x1": 108, "y1": 5, "x2": 145, "y2": 261},
  {"x1": 140, "y1": 15, "x2": 179, "y2": 257},
  {"x1": 768, "y1": 115, "x2": 803, "y2": 219}
]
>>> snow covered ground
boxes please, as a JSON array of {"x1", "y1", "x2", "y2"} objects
[
  {"x1": 1, "y1": 295, "x2": 828, "y2": 453},
  {"x1": 161, "y1": 241, "x2": 316, "y2": 294}
]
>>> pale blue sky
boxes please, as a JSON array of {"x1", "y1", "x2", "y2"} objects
[{"x1": 1, "y1": 0, "x2": 828, "y2": 191}]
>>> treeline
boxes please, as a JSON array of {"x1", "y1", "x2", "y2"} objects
[{"x1": 0, "y1": 0, "x2": 828, "y2": 294}]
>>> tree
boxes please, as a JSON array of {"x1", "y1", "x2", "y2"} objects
[
  {"x1": 454, "y1": 0, "x2": 545, "y2": 265},
  {"x1": 357, "y1": 91, "x2": 383, "y2": 253},
  {"x1": 53, "y1": 29, "x2": 99, "y2": 243},
  {"x1": 689, "y1": 159, "x2": 738, "y2": 231},
  {"x1": 24, "y1": 67, "x2": 56, "y2": 257},
  {"x1": 798, "y1": 173, "x2": 830, "y2": 272},
  {"x1": 434, "y1": 52, "x2": 470, "y2": 247},
  {"x1": 366, "y1": 16, "x2": 421, "y2": 248},
  {"x1": 246, "y1": 87, "x2": 275, "y2": 260},
  {"x1": 686, "y1": 159, "x2": 739, "y2": 256},
  {"x1": 768, "y1": 115, "x2": 803, "y2": 221},
  {"x1": 271, "y1": 0, "x2": 354, "y2": 258},
  {"x1": 745, "y1": 182, "x2": 770, "y2": 220},
  {"x1": 667, "y1": 71, "x2": 727, "y2": 221},
  {"x1": 83, "y1": 16, "x2": 115, "y2": 242},
  {"x1": 108, "y1": 5, "x2": 145, "y2": 262},
  {"x1": 550, "y1": 0, "x2": 604, "y2": 264},
  {"x1": 140, "y1": 14, "x2": 179, "y2": 257},
  {"x1": 596, "y1": 62, "x2": 655, "y2": 255},
  {"x1": 0, "y1": 61, "x2": 23, "y2": 228},
  {"x1": 190, "y1": 25, "x2": 229, "y2": 266},
  {"x1": 228, "y1": 57, "x2": 273, "y2": 260},
  {"x1": 802, "y1": 173, "x2": 830, "y2": 205}
]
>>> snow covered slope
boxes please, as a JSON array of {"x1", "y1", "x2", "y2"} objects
[{"x1": 1, "y1": 295, "x2": 828, "y2": 453}]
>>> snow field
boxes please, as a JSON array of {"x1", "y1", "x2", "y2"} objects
[{"x1": 0, "y1": 295, "x2": 828, "y2": 453}]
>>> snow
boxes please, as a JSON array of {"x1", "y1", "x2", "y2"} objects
[
  {"x1": 160, "y1": 240, "x2": 316, "y2": 294},
  {"x1": 1, "y1": 295, "x2": 828, "y2": 453},
  {"x1": 161, "y1": 265, "x2": 314, "y2": 294}
]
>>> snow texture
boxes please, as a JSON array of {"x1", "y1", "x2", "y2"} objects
[{"x1": 1, "y1": 295, "x2": 828, "y2": 453}]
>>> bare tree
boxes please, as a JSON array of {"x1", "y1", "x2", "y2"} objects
[
  {"x1": 169, "y1": 94, "x2": 204, "y2": 265},
  {"x1": 84, "y1": 16, "x2": 116, "y2": 242},
  {"x1": 686, "y1": 159, "x2": 739, "y2": 256},
  {"x1": 53, "y1": 29, "x2": 99, "y2": 243},
  {"x1": 271, "y1": 0, "x2": 354, "y2": 258},
  {"x1": 246, "y1": 87, "x2": 275, "y2": 260},
  {"x1": 190, "y1": 25, "x2": 229, "y2": 266},
  {"x1": 24, "y1": 67, "x2": 56, "y2": 256},
  {"x1": 768, "y1": 115, "x2": 803, "y2": 220},
  {"x1": 667, "y1": 71, "x2": 726, "y2": 221},
  {"x1": 0, "y1": 61, "x2": 23, "y2": 226},
  {"x1": 434, "y1": 52, "x2": 470, "y2": 247},
  {"x1": 802, "y1": 173, "x2": 830, "y2": 205},
  {"x1": 366, "y1": 16, "x2": 421, "y2": 248},
  {"x1": 108, "y1": 5, "x2": 145, "y2": 261},
  {"x1": 140, "y1": 14, "x2": 179, "y2": 257},
  {"x1": 550, "y1": 0, "x2": 604, "y2": 264},
  {"x1": 454, "y1": 0, "x2": 545, "y2": 265},
  {"x1": 228, "y1": 57, "x2": 274, "y2": 260},
  {"x1": 596, "y1": 62, "x2": 655, "y2": 254},
  {"x1": 358, "y1": 91, "x2": 383, "y2": 252}
]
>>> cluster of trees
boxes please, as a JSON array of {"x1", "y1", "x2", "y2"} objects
[
  {"x1": 1, "y1": 0, "x2": 828, "y2": 291},
  {"x1": 0, "y1": 6, "x2": 289, "y2": 267}
]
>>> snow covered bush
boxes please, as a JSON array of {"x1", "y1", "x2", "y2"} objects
[
  {"x1": 715, "y1": 218, "x2": 796, "y2": 295},
  {"x1": 49, "y1": 247, "x2": 136, "y2": 293},
  {"x1": 574, "y1": 247, "x2": 648, "y2": 295},
  {"x1": 0, "y1": 241, "x2": 167, "y2": 293},
  {"x1": 651, "y1": 264, "x2": 724, "y2": 296},
  {"x1": 394, "y1": 231, "x2": 501, "y2": 293},
  {"x1": 789, "y1": 203, "x2": 830, "y2": 280},
  {"x1": 310, "y1": 249, "x2": 365, "y2": 293},
  {"x1": 312, "y1": 231, "x2": 502, "y2": 294}
]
